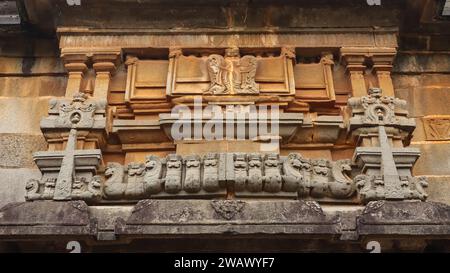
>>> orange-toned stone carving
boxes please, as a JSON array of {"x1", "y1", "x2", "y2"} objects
[{"x1": 423, "y1": 116, "x2": 450, "y2": 141}]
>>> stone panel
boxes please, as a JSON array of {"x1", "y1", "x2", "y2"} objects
[
  {"x1": 0, "y1": 76, "x2": 66, "y2": 97},
  {"x1": 0, "y1": 134, "x2": 47, "y2": 168},
  {"x1": 395, "y1": 87, "x2": 450, "y2": 117},
  {"x1": 412, "y1": 143, "x2": 450, "y2": 176},
  {"x1": 426, "y1": 176, "x2": 450, "y2": 205},
  {"x1": 0, "y1": 97, "x2": 52, "y2": 134}
]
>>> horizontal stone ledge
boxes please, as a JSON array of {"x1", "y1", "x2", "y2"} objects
[
  {"x1": 1, "y1": 200, "x2": 449, "y2": 239},
  {"x1": 0, "y1": 201, "x2": 96, "y2": 236},
  {"x1": 59, "y1": 32, "x2": 398, "y2": 49}
]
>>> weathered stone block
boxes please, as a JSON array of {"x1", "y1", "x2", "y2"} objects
[
  {"x1": 116, "y1": 199, "x2": 340, "y2": 236},
  {"x1": 357, "y1": 201, "x2": 450, "y2": 235},
  {"x1": 0, "y1": 133, "x2": 47, "y2": 168},
  {"x1": 0, "y1": 201, "x2": 96, "y2": 236}
]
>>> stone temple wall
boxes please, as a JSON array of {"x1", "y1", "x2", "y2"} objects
[{"x1": 0, "y1": 35, "x2": 67, "y2": 207}]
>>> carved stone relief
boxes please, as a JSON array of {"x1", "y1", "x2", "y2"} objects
[
  {"x1": 423, "y1": 116, "x2": 450, "y2": 141},
  {"x1": 26, "y1": 152, "x2": 358, "y2": 203},
  {"x1": 348, "y1": 87, "x2": 427, "y2": 204}
]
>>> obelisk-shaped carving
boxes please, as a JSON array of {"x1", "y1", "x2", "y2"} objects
[{"x1": 54, "y1": 128, "x2": 77, "y2": 200}]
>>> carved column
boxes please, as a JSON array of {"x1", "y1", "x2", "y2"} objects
[
  {"x1": 371, "y1": 49, "x2": 397, "y2": 97},
  {"x1": 92, "y1": 52, "x2": 120, "y2": 99},
  {"x1": 61, "y1": 53, "x2": 88, "y2": 98},
  {"x1": 340, "y1": 48, "x2": 367, "y2": 97}
]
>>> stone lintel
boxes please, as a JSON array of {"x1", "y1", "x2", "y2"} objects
[
  {"x1": 2, "y1": 200, "x2": 449, "y2": 240},
  {"x1": 0, "y1": 201, "x2": 96, "y2": 237}
]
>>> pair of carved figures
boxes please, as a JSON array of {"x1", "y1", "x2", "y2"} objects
[
  {"x1": 233, "y1": 153, "x2": 355, "y2": 199},
  {"x1": 206, "y1": 54, "x2": 259, "y2": 95}
]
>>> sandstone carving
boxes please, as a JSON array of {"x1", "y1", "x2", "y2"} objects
[
  {"x1": 233, "y1": 55, "x2": 259, "y2": 94},
  {"x1": 205, "y1": 54, "x2": 259, "y2": 95},
  {"x1": 206, "y1": 54, "x2": 231, "y2": 94}
]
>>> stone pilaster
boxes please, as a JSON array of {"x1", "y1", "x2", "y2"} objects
[
  {"x1": 61, "y1": 53, "x2": 88, "y2": 98},
  {"x1": 341, "y1": 48, "x2": 367, "y2": 97},
  {"x1": 92, "y1": 52, "x2": 120, "y2": 99}
]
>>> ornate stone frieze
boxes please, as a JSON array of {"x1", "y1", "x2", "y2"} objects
[{"x1": 26, "y1": 152, "x2": 357, "y2": 203}]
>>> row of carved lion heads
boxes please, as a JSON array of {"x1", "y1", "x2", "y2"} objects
[{"x1": 26, "y1": 153, "x2": 357, "y2": 202}]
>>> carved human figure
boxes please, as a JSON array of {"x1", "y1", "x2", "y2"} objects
[
  {"x1": 184, "y1": 155, "x2": 201, "y2": 193},
  {"x1": 203, "y1": 153, "x2": 220, "y2": 192},
  {"x1": 103, "y1": 162, "x2": 126, "y2": 199},
  {"x1": 263, "y1": 153, "x2": 282, "y2": 193},
  {"x1": 165, "y1": 154, "x2": 183, "y2": 193},
  {"x1": 328, "y1": 160, "x2": 355, "y2": 199},
  {"x1": 310, "y1": 159, "x2": 330, "y2": 198},
  {"x1": 207, "y1": 54, "x2": 231, "y2": 94},
  {"x1": 143, "y1": 155, "x2": 164, "y2": 194},
  {"x1": 247, "y1": 153, "x2": 263, "y2": 192},
  {"x1": 281, "y1": 153, "x2": 303, "y2": 192},
  {"x1": 233, "y1": 153, "x2": 248, "y2": 191},
  {"x1": 234, "y1": 55, "x2": 259, "y2": 94}
]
